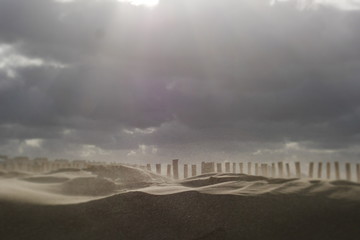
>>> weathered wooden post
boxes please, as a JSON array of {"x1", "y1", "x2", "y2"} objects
[
  {"x1": 317, "y1": 162, "x2": 323, "y2": 179},
  {"x1": 308, "y1": 162, "x2": 314, "y2": 178},
  {"x1": 326, "y1": 162, "x2": 331, "y2": 179},
  {"x1": 295, "y1": 162, "x2": 301, "y2": 178},
  {"x1": 217, "y1": 163, "x2": 222, "y2": 173},
  {"x1": 210, "y1": 162, "x2": 215, "y2": 173},
  {"x1": 286, "y1": 163, "x2": 291, "y2": 178},
  {"x1": 172, "y1": 159, "x2": 179, "y2": 179},
  {"x1": 255, "y1": 163, "x2": 259, "y2": 176},
  {"x1": 146, "y1": 164, "x2": 151, "y2": 171},
  {"x1": 156, "y1": 164, "x2": 161, "y2": 174},
  {"x1": 184, "y1": 164, "x2": 188, "y2": 179},
  {"x1": 202, "y1": 162, "x2": 206, "y2": 174},
  {"x1": 225, "y1": 162, "x2": 230, "y2": 173},
  {"x1": 239, "y1": 163, "x2": 243, "y2": 174},
  {"x1": 271, "y1": 163, "x2": 276, "y2": 178},
  {"x1": 278, "y1": 162, "x2": 284, "y2": 178},
  {"x1": 201, "y1": 162, "x2": 215, "y2": 174},
  {"x1": 232, "y1": 163, "x2": 236, "y2": 173},
  {"x1": 334, "y1": 162, "x2": 340, "y2": 180},
  {"x1": 167, "y1": 164, "x2": 171, "y2": 177},
  {"x1": 357, "y1": 164, "x2": 360, "y2": 183},
  {"x1": 346, "y1": 163, "x2": 351, "y2": 181},
  {"x1": 248, "y1": 162, "x2": 252, "y2": 175},
  {"x1": 261, "y1": 164, "x2": 268, "y2": 177},
  {"x1": 268, "y1": 165, "x2": 272, "y2": 177},
  {"x1": 201, "y1": 162, "x2": 205, "y2": 174},
  {"x1": 258, "y1": 164, "x2": 262, "y2": 176},
  {"x1": 192, "y1": 164, "x2": 197, "y2": 177}
]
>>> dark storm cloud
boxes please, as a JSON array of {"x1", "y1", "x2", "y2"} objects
[{"x1": 1, "y1": 0, "x2": 360, "y2": 161}]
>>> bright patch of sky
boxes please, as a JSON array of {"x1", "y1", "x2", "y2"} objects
[
  {"x1": 123, "y1": 128, "x2": 157, "y2": 135},
  {"x1": 25, "y1": 139, "x2": 43, "y2": 148},
  {"x1": 271, "y1": 0, "x2": 360, "y2": 10},
  {"x1": 0, "y1": 44, "x2": 65, "y2": 79},
  {"x1": 80, "y1": 144, "x2": 111, "y2": 158},
  {"x1": 119, "y1": 0, "x2": 159, "y2": 7}
]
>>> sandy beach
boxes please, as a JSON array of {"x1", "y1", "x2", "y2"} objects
[{"x1": 1, "y1": 165, "x2": 360, "y2": 240}]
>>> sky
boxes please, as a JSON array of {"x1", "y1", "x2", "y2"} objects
[{"x1": 1, "y1": 0, "x2": 360, "y2": 164}]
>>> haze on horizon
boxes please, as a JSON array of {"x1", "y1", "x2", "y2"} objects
[{"x1": 1, "y1": 0, "x2": 360, "y2": 164}]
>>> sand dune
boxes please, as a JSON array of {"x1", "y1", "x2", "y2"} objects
[
  {"x1": 176, "y1": 173, "x2": 360, "y2": 201},
  {"x1": 0, "y1": 165, "x2": 168, "y2": 204},
  {"x1": 22, "y1": 176, "x2": 70, "y2": 184},
  {"x1": 0, "y1": 167, "x2": 360, "y2": 240},
  {"x1": 87, "y1": 165, "x2": 168, "y2": 186},
  {"x1": 62, "y1": 177, "x2": 117, "y2": 196},
  {"x1": 0, "y1": 171, "x2": 30, "y2": 178}
]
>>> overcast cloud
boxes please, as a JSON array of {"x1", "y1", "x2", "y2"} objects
[{"x1": 1, "y1": 0, "x2": 360, "y2": 164}]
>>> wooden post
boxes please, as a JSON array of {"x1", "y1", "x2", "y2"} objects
[
  {"x1": 225, "y1": 162, "x2": 230, "y2": 173},
  {"x1": 317, "y1": 162, "x2": 323, "y2": 179},
  {"x1": 167, "y1": 164, "x2": 171, "y2": 177},
  {"x1": 286, "y1": 163, "x2": 291, "y2": 178},
  {"x1": 278, "y1": 162, "x2": 284, "y2": 178},
  {"x1": 239, "y1": 163, "x2": 243, "y2": 174},
  {"x1": 261, "y1": 164, "x2": 268, "y2": 177},
  {"x1": 210, "y1": 162, "x2": 215, "y2": 173},
  {"x1": 295, "y1": 162, "x2": 301, "y2": 178},
  {"x1": 146, "y1": 164, "x2": 151, "y2": 171},
  {"x1": 357, "y1": 164, "x2": 360, "y2": 183},
  {"x1": 346, "y1": 163, "x2": 351, "y2": 181},
  {"x1": 202, "y1": 162, "x2": 215, "y2": 174},
  {"x1": 326, "y1": 162, "x2": 331, "y2": 179},
  {"x1": 248, "y1": 162, "x2": 252, "y2": 175},
  {"x1": 271, "y1": 163, "x2": 276, "y2": 178},
  {"x1": 255, "y1": 163, "x2": 259, "y2": 176},
  {"x1": 184, "y1": 164, "x2": 188, "y2": 179},
  {"x1": 232, "y1": 163, "x2": 236, "y2": 173},
  {"x1": 258, "y1": 164, "x2": 262, "y2": 176},
  {"x1": 172, "y1": 159, "x2": 179, "y2": 179},
  {"x1": 156, "y1": 164, "x2": 161, "y2": 175},
  {"x1": 308, "y1": 162, "x2": 314, "y2": 178},
  {"x1": 268, "y1": 165, "x2": 272, "y2": 177},
  {"x1": 201, "y1": 162, "x2": 205, "y2": 174},
  {"x1": 217, "y1": 163, "x2": 222, "y2": 173},
  {"x1": 192, "y1": 164, "x2": 197, "y2": 177},
  {"x1": 334, "y1": 162, "x2": 340, "y2": 180}
]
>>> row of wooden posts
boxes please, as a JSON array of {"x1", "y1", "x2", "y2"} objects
[
  {"x1": 0, "y1": 160, "x2": 87, "y2": 173},
  {"x1": 142, "y1": 160, "x2": 360, "y2": 183}
]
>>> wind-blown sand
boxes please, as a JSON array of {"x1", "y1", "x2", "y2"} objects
[{"x1": 0, "y1": 165, "x2": 360, "y2": 240}]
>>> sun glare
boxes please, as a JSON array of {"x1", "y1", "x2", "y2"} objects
[{"x1": 120, "y1": 0, "x2": 159, "y2": 7}]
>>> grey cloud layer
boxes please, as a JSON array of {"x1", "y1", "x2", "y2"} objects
[{"x1": 1, "y1": 0, "x2": 360, "y2": 161}]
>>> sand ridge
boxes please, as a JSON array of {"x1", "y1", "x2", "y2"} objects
[
  {"x1": 1, "y1": 166, "x2": 360, "y2": 204},
  {"x1": 1, "y1": 166, "x2": 360, "y2": 239}
]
